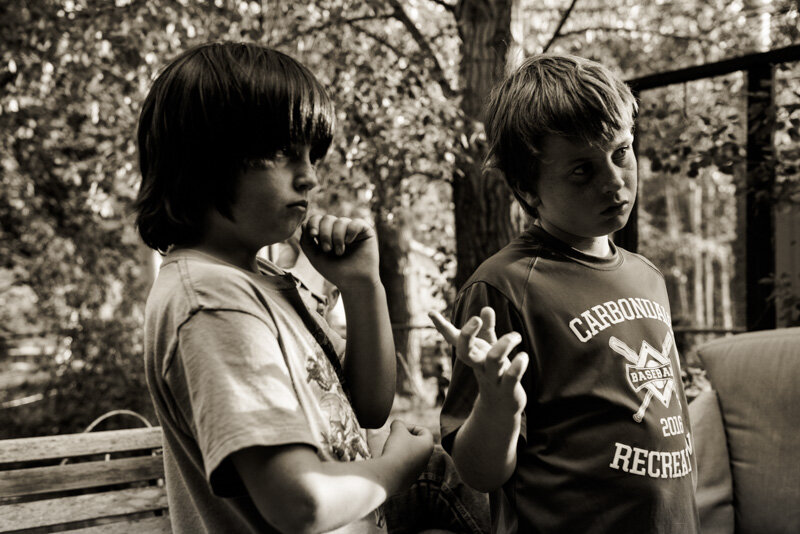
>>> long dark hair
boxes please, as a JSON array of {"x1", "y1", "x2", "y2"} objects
[{"x1": 135, "y1": 42, "x2": 334, "y2": 253}]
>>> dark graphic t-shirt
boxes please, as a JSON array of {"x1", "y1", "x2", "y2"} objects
[{"x1": 441, "y1": 226, "x2": 700, "y2": 534}]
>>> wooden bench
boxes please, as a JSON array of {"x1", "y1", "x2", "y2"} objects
[{"x1": 0, "y1": 427, "x2": 170, "y2": 533}]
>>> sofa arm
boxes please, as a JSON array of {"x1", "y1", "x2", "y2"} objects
[
  {"x1": 696, "y1": 327, "x2": 800, "y2": 534},
  {"x1": 689, "y1": 389, "x2": 734, "y2": 534}
]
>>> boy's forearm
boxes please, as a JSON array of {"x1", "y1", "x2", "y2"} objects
[
  {"x1": 236, "y1": 445, "x2": 422, "y2": 534},
  {"x1": 295, "y1": 453, "x2": 411, "y2": 532},
  {"x1": 452, "y1": 394, "x2": 521, "y2": 492},
  {"x1": 340, "y1": 280, "x2": 395, "y2": 427}
]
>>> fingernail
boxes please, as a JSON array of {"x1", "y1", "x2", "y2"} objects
[
  {"x1": 467, "y1": 317, "x2": 479, "y2": 329},
  {"x1": 336, "y1": 245, "x2": 344, "y2": 255},
  {"x1": 322, "y1": 243, "x2": 331, "y2": 252}
]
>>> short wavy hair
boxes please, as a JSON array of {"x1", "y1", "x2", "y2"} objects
[
  {"x1": 484, "y1": 53, "x2": 638, "y2": 216},
  {"x1": 135, "y1": 42, "x2": 334, "y2": 253}
]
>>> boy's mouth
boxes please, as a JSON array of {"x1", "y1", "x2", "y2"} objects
[
  {"x1": 287, "y1": 200, "x2": 308, "y2": 210},
  {"x1": 601, "y1": 201, "x2": 628, "y2": 215}
]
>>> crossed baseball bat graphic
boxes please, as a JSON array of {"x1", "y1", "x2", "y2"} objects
[{"x1": 608, "y1": 332, "x2": 673, "y2": 423}]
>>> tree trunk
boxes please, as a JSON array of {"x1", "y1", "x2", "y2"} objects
[
  {"x1": 719, "y1": 245, "x2": 734, "y2": 330},
  {"x1": 374, "y1": 211, "x2": 422, "y2": 395},
  {"x1": 703, "y1": 178, "x2": 716, "y2": 327},
  {"x1": 664, "y1": 177, "x2": 689, "y2": 318},
  {"x1": 452, "y1": 0, "x2": 519, "y2": 290},
  {"x1": 690, "y1": 181, "x2": 705, "y2": 327}
]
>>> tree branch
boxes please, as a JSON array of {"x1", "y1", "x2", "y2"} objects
[
  {"x1": 423, "y1": 0, "x2": 456, "y2": 13},
  {"x1": 272, "y1": 13, "x2": 393, "y2": 48},
  {"x1": 382, "y1": 0, "x2": 457, "y2": 97},
  {"x1": 544, "y1": 26, "x2": 715, "y2": 46},
  {"x1": 542, "y1": 0, "x2": 580, "y2": 53},
  {"x1": 347, "y1": 22, "x2": 407, "y2": 59}
]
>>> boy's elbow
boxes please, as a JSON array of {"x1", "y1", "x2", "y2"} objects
[
  {"x1": 356, "y1": 406, "x2": 391, "y2": 429},
  {"x1": 351, "y1": 395, "x2": 393, "y2": 428},
  {"x1": 452, "y1": 451, "x2": 509, "y2": 493},
  {"x1": 262, "y1": 489, "x2": 322, "y2": 534},
  {"x1": 455, "y1": 466, "x2": 501, "y2": 493}
]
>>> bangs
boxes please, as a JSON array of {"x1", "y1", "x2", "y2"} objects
[
  {"x1": 483, "y1": 53, "x2": 638, "y2": 215},
  {"x1": 134, "y1": 42, "x2": 335, "y2": 251},
  {"x1": 513, "y1": 57, "x2": 638, "y2": 156},
  {"x1": 219, "y1": 44, "x2": 335, "y2": 163}
]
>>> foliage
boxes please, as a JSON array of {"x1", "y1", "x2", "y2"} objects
[
  {"x1": 2, "y1": 0, "x2": 800, "y2": 436},
  {"x1": 0, "y1": 0, "x2": 253, "y2": 436},
  {"x1": 530, "y1": 0, "x2": 800, "y2": 334}
]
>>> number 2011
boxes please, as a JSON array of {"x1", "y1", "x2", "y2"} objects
[{"x1": 660, "y1": 415, "x2": 684, "y2": 437}]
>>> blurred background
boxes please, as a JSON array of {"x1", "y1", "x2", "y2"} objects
[{"x1": 2, "y1": 0, "x2": 799, "y2": 439}]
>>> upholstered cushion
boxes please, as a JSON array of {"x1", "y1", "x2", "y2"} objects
[
  {"x1": 696, "y1": 328, "x2": 800, "y2": 534},
  {"x1": 688, "y1": 389, "x2": 734, "y2": 534}
]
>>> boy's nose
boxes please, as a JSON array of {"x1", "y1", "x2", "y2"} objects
[
  {"x1": 600, "y1": 165, "x2": 626, "y2": 194},
  {"x1": 294, "y1": 170, "x2": 319, "y2": 192}
]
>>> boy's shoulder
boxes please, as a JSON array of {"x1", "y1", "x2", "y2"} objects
[
  {"x1": 458, "y1": 227, "x2": 552, "y2": 309},
  {"x1": 459, "y1": 228, "x2": 665, "y2": 306},
  {"x1": 466, "y1": 225, "x2": 569, "y2": 283},
  {"x1": 148, "y1": 249, "x2": 295, "y2": 320}
]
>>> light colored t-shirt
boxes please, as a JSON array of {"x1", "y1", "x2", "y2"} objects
[{"x1": 143, "y1": 249, "x2": 385, "y2": 533}]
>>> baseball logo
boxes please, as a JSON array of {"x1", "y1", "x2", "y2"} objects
[{"x1": 609, "y1": 332, "x2": 679, "y2": 422}]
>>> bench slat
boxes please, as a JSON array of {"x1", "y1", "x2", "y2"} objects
[
  {"x1": 64, "y1": 514, "x2": 172, "y2": 534},
  {"x1": 0, "y1": 486, "x2": 168, "y2": 532},
  {"x1": 0, "y1": 456, "x2": 164, "y2": 498},
  {"x1": 0, "y1": 428, "x2": 163, "y2": 464}
]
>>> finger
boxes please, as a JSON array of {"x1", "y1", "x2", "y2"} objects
[
  {"x1": 411, "y1": 426, "x2": 433, "y2": 439},
  {"x1": 478, "y1": 306, "x2": 498, "y2": 344},
  {"x1": 501, "y1": 352, "x2": 529, "y2": 385},
  {"x1": 344, "y1": 218, "x2": 370, "y2": 244},
  {"x1": 300, "y1": 221, "x2": 322, "y2": 259},
  {"x1": 428, "y1": 311, "x2": 460, "y2": 346},
  {"x1": 304, "y1": 214, "x2": 323, "y2": 239},
  {"x1": 457, "y1": 316, "x2": 483, "y2": 366},
  {"x1": 485, "y1": 331, "x2": 522, "y2": 378},
  {"x1": 403, "y1": 423, "x2": 425, "y2": 436},
  {"x1": 331, "y1": 217, "x2": 352, "y2": 255},
  {"x1": 316, "y1": 214, "x2": 337, "y2": 253}
]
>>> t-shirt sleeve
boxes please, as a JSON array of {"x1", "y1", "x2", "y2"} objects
[
  {"x1": 167, "y1": 309, "x2": 317, "y2": 497},
  {"x1": 439, "y1": 281, "x2": 529, "y2": 454}
]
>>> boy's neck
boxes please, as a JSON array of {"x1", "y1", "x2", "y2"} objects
[
  {"x1": 534, "y1": 220, "x2": 612, "y2": 258},
  {"x1": 187, "y1": 243, "x2": 261, "y2": 273}
]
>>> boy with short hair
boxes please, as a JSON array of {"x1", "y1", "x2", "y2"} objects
[
  {"x1": 136, "y1": 42, "x2": 433, "y2": 533},
  {"x1": 431, "y1": 54, "x2": 700, "y2": 533}
]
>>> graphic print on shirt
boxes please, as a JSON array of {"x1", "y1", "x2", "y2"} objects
[
  {"x1": 305, "y1": 345, "x2": 386, "y2": 530},
  {"x1": 306, "y1": 346, "x2": 370, "y2": 461},
  {"x1": 607, "y1": 330, "x2": 695, "y2": 480},
  {"x1": 609, "y1": 331, "x2": 678, "y2": 422}
]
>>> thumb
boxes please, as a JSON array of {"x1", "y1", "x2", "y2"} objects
[
  {"x1": 478, "y1": 306, "x2": 498, "y2": 344},
  {"x1": 389, "y1": 419, "x2": 408, "y2": 433}
]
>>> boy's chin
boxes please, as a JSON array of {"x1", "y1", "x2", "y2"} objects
[{"x1": 606, "y1": 212, "x2": 632, "y2": 233}]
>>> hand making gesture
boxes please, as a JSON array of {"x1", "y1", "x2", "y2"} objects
[{"x1": 429, "y1": 306, "x2": 529, "y2": 415}]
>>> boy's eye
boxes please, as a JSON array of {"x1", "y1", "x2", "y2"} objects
[
  {"x1": 245, "y1": 158, "x2": 275, "y2": 171},
  {"x1": 572, "y1": 163, "x2": 591, "y2": 176},
  {"x1": 613, "y1": 146, "x2": 630, "y2": 160},
  {"x1": 273, "y1": 148, "x2": 291, "y2": 161}
]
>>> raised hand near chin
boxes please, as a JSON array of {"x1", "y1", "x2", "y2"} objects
[{"x1": 300, "y1": 214, "x2": 380, "y2": 291}]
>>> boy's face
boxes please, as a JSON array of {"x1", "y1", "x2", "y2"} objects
[
  {"x1": 207, "y1": 145, "x2": 319, "y2": 256},
  {"x1": 522, "y1": 127, "x2": 636, "y2": 253}
]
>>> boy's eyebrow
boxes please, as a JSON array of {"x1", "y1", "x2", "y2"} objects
[{"x1": 559, "y1": 134, "x2": 634, "y2": 166}]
